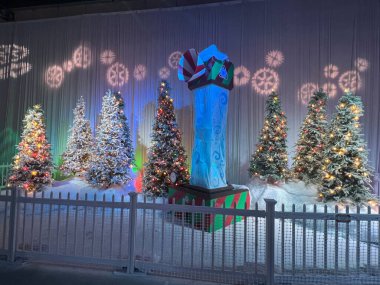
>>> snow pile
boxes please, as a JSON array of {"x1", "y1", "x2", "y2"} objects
[
  {"x1": 27, "y1": 176, "x2": 136, "y2": 202},
  {"x1": 247, "y1": 178, "x2": 379, "y2": 214}
]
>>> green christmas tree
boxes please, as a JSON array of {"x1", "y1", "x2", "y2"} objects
[
  {"x1": 143, "y1": 81, "x2": 190, "y2": 197},
  {"x1": 319, "y1": 91, "x2": 372, "y2": 203},
  {"x1": 8, "y1": 105, "x2": 53, "y2": 192},
  {"x1": 292, "y1": 89, "x2": 328, "y2": 184},
  {"x1": 249, "y1": 92, "x2": 289, "y2": 182}
]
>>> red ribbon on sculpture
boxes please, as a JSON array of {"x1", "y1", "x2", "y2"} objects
[{"x1": 178, "y1": 48, "x2": 206, "y2": 83}]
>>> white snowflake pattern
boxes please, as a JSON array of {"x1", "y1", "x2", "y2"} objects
[
  {"x1": 338, "y1": 70, "x2": 362, "y2": 93},
  {"x1": 234, "y1": 65, "x2": 251, "y2": 86},
  {"x1": 106, "y1": 62, "x2": 129, "y2": 87},
  {"x1": 251, "y1": 67, "x2": 280, "y2": 96},
  {"x1": 322, "y1": 82, "x2": 338, "y2": 98},
  {"x1": 0, "y1": 68, "x2": 6, "y2": 79},
  {"x1": 265, "y1": 50, "x2": 284, "y2": 68},
  {"x1": 158, "y1": 66, "x2": 170, "y2": 79},
  {"x1": 323, "y1": 64, "x2": 339, "y2": 79},
  {"x1": 9, "y1": 62, "x2": 32, "y2": 78},
  {"x1": 0, "y1": 45, "x2": 12, "y2": 65},
  {"x1": 45, "y1": 65, "x2": 64, "y2": 88},
  {"x1": 100, "y1": 50, "x2": 116, "y2": 65},
  {"x1": 11, "y1": 45, "x2": 29, "y2": 62},
  {"x1": 298, "y1": 82, "x2": 318, "y2": 105},
  {"x1": 133, "y1": 64, "x2": 147, "y2": 81},
  {"x1": 63, "y1": 60, "x2": 74, "y2": 72},
  {"x1": 354, "y1": 57, "x2": 369, "y2": 72},
  {"x1": 72, "y1": 45, "x2": 92, "y2": 69},
  {"x1": 0, "y1": 44, "x2": 31, "y2": 79},
  {"x1": 168, "y1": 51, "x2": 182, "y2": 69}
]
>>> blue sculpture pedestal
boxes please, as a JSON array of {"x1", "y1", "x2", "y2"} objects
[{"x1": 190, "y1": 84, "x2": 230, "y2": 189}]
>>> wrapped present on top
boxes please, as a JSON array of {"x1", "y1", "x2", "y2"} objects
[
  {"x1": 178, "y1": 45, "x2": 234, "y2": 91},
  {"x1": 178, "y1": 44, "x2": 235, "y2": 190}
]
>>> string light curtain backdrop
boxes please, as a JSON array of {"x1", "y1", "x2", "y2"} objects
[{"x1": 0, "y1": 0, "x2": 379, "y2": 186}]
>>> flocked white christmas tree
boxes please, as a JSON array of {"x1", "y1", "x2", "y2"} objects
[
  {"x1": 113, "y1": 91, "x2": 135, "y2": 169},
  {"x1": 61, "y1": 97, "x2": 94, "y2": 176},
  {"x1": 8, "y1": 105, "x2": 53, "y2": 192},
  {"x1": 86, "y1": 90, "x2": 132, "y2": 188}
]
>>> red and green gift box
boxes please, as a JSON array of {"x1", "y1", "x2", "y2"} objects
[{"x1": 168, "y1": 185, "x2": 250, "y2": 232}]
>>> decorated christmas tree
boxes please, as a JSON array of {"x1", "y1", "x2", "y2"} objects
[
  {"x1": 112, "y1": 91, "x2": 135, "y2": 169},
  {"x1": 249, "y1": 91, "x2": 289, "y2": 182},
  {"x1": 61, "y1": 97, "x2": 94, "y2": 176},
  {"x1": 292, "y1": 89, "x2": 328, "y2": 184},
  {"x1": 143, "y1": 81, "x2": 190, "y2": 197},
  {"x1": 319, "y1": 91, "x2": 372, "y2": 203},
  {"x1": 86, "y1": 90, "x2": 132, "y2": 188},
  {"x1": 8, "y1": 105, "x2": 53, "y2": 192}
]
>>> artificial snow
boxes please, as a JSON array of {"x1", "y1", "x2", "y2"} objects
[
  {"x1": 1, "y1": 177, "x2": 379, "y2": 281},
  {"x1": 248, "y1": 178, "x2": 379, "y2": 214}
]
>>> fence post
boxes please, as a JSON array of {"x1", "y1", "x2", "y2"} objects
[
  {"x1": 8, "y1": 188, "x2": 19, "y2": 262},
  {"x1": 127, "y1": 192, "x2": 138, "y2": 274},
  {"x1": 265, "y1": 199, "x2": 277, "y2": 285}
]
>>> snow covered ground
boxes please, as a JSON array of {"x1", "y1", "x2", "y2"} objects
[
  {"x1": 248, "y1": 178, "x2": 379, "y2": 213},
  {"x1": 0, "y1": 177, "x2": 379, "y2": 283}
]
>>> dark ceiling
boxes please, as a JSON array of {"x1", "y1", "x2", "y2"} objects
[
  {"x1": 2, "y1": 0, "x2": 102, "y2": 9},
  {"x1": 0, "y1": 0, "x2": 238, "y2": 22}
]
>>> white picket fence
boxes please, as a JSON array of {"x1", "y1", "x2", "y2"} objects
[
  {"x1": 0, "y1": 188, "x2": 380, "y2": 284},
  {"x1": 0, "y1": 164, "x2": 11, "y2": 189}
]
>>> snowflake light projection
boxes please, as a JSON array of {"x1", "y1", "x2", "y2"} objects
[
  {"x1": 158, "y1": 66, "x2": 170, "y2": 79},
  {"x1": 10, "y1": 62, "x2": 32, "y2": 78},
  {"x1": 45, "y1": 65, "x2": 64, "y2": 88},
  {"x1": 338, "y1": 70, "x2": 362, "y2": 93},
  {"x1": 0, "y1": 44, "x2": 31, "y2": 79},
  {"x1": 11, "y1": 45, "x2": 29, "y2": 61},
  {"x1": 0, "y1": 44, "x2": 29, "y2": 64},
  {"x1": 265, "y1": 50, "x2": 284, "y2": 68},
  {"x1": 323, "y1": 64, "x2": 339, "y2": 79},
  {"x1": 72, "y1": 45, "x2": 92, "y2": 69},
  {"x1": 322, "y1": 82, "x2": 338, "y2": 98},
  {"x1": 168, "y1": 51, "x2": 182, "y2": 69},
  {"x1": 234, "y1": 65, "x2": 251, "y2": 86},
  {"x1": 0, "y1": 68, "x2": 6, "y2": 79},
  {"x1": 354, "y1": 57, "x2": 369, "y2": 72},
  {"x1": 100, "y1": 50, "x2": 116, "y2": 65},
  {"x1": 63, "y1": 60, "x2": 74, "y2": 72},
  {"x1": 251, "y1": 67, "x2": 280, "y2": 95},
  {"x1": 298, "y1": 82, "x2": 318, "y2": 105},
  {"x1": 133, "y1": 64, "x2": 147, "y2": 81},
  {"x1": 106, "y1": 62, "x2": 129, "y2": 87}
]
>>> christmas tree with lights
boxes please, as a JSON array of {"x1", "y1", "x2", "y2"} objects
[
  {"x1": 143, "y1": 81, "x2": 190, "y2": 197},
  {"x1": 86, "y1": 90, "x2": 132, "y2": 188},
  {"x1": 249, "y1": 91, "x2": 289, "y2": 182},
  {"x1": 61, "y1": 97, "x2": 94, "y2": 176},
  {"x1": 319, "y1": 91, "x2": 372, "y2": 203},
  {"x1": 112, "y1": 91, "x2": 135, "y2": 169},
  {"x1": 8, "y1": 105, "x2": 53, "y2": 192},
  {"x1": 292, "y1": 89, "x2": 328, "y2": 184}
]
